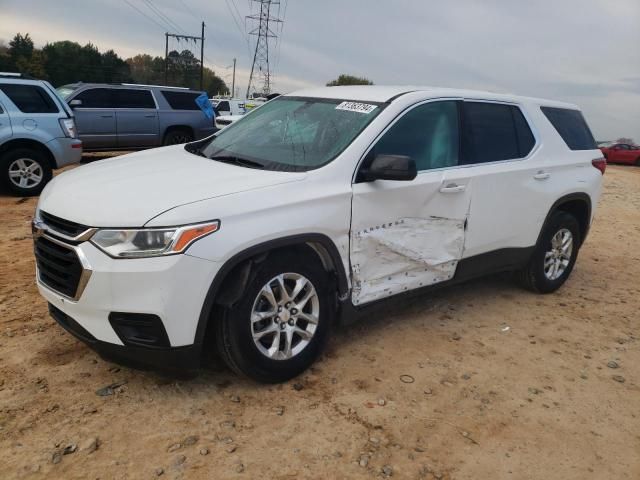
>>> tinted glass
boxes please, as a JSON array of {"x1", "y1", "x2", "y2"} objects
[
  {"x1": 541, "y1": 107, "x2": 596, "y2": 150},
  {"x1": 512, "y1": 107, "x2": 536, "y2": 157},
  {"x1": 462, "y1": 102, "x2": 520, "y2": 164},
  {"x1": 162, "y1": 90, "x2": 200, "y2": 110},
  {"x1": 200, "y1": 97, "x2": 382, "y2": 171},
  {"x1": 74, "y1": 88, "x2": 114, "y2": 108},
  {"x1": 114, "y1": 89, "x2": 155, "y2": 109},
  {"x1": 0, "y1": 84, "x2": 58, "y2": 113},
  {"x1": 373, "y1": 101, "x2": 459, "y2": 171},
  {"x1": 217, "y1": 101, "x2": 230, "y2": 111}
]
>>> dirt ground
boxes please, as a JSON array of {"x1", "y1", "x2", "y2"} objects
[{"x1": 0, "y1": 162, "x2": 638, "y2": 479}]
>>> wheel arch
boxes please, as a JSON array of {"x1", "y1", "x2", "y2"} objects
[
  {"x1": 193, "y1": 233, "x2": 349, "y2": 349},
  {"x1": 162, "y1": 125, "x2": 195, "y2": 140},
  {"x1": 0, "y1": 138, "x2": 57, "y2": 169},
  {"x1": 538, "y1": 193, "x2": 592, "y2": 247}
]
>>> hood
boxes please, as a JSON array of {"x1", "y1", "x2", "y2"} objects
[{"x1": 38, "y1": 145, "x2": 305, "y2": 227}]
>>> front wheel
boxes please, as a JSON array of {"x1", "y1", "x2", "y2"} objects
[
  {"x1": 1, "y1": 148, "x2": 52, "y2": 196},
  {"x1": 517, "y1": 211, "x2": 581, "y2": 293},
  {"x1": 215, "y1": 254, "x2": 333, "y2": 383}
]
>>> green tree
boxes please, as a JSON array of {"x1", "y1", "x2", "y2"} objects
[
  {"x1": 326, "y1": 74, "x2": 373, "y2": 86},
  {"x1": 9, "y1": 33, "x2": 34, "y2": 62}
]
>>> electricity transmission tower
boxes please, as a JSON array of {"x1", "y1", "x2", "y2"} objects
[{"x1": 246, "y1": 0, "x2": 282, "y2": 98}]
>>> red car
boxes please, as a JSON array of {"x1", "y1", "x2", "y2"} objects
[{"x1": 600, "y1": 143, "x2": 640, "y2": 166}]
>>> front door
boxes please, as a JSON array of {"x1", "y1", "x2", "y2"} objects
[
  {"x1": 350, "y1": 100, "x2": 472, "y2": 305},
  {"x1": 71, "y1": 88, "x2": 117, "y2": 149}
]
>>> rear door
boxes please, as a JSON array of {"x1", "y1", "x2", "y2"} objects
[
  {"x1": 458, "y1": 101, "x2": 544, "y2": 258},
  {"x1": 350, "y1": 100, "x2": 472, "y2": 305},
  {"x1": 114, "y1": 88, "x2": 159, "y2": 148},
  {"x1": 70, "y1": 88, "x2": 117, "y2": 149},
  {"x1": 0, "y1": 97, "x2": 12, "y2": 143}
]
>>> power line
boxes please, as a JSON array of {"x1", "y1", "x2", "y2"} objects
[
  {"x1": 178, "y1": 0, "x2": 199, "y2": 21},
  {"x1": 144, "y1": 0, "x2": 188, "y2": 35},
  {"x1": 122, "y1": 0, "x2": 168, "y2": 31}
]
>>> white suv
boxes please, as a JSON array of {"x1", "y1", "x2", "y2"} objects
[{"x1": 33, "y1": 86, "x2": 604, "y2": 382}]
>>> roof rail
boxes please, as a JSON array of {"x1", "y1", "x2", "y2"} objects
[
  {"x1": 0, "y1": 72, "x2": 36, "y2": 80},
  {"x1": 119, "y1": 83, "x2": 192, "y2": 90}
]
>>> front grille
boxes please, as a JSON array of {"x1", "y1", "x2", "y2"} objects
[
  {"x1": 35, "y1": 236, "x2": 83, "y2": 298},
  {"x1": 41, "y1": 211, "x2": 89, "y2": 238}
]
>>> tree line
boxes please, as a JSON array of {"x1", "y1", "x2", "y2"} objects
[{"x1": 0, "y1": 33, "x2": 228, "y2": 95}]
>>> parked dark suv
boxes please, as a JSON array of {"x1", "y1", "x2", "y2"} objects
[{"x1": 56, "y1": 83, "x2": 216, "y2": 150}]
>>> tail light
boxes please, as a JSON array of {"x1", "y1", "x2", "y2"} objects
[{"x1": 592, "y1": 157, "x2": 606, "y2": 175}]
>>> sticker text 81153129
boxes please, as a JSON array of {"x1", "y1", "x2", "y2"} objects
[{"x1": 335, "y1": 101, "x2": 378, "y2": 114}]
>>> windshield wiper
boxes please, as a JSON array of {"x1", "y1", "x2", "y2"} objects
[{"x1": 208, "y1": 155, "x2": 266, "y2": 169}]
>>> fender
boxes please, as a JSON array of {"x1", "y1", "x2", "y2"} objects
[
  {"x1": 193, "y1": 233, "x2": 350, "y2": 348},
  {"x1": 536, "y1": 192, "x2": 592, "y2": 247}
]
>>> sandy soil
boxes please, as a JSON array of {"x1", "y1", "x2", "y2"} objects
[{"x1": 0, "y1": 163, "x2": 638, "y2": 479}]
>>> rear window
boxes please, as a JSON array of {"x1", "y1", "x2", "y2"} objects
[
  {"x1": 161, "y1": 90, "x2": 201, "y2": 110},
  {"x1": 462, "y1": 102, "x2": 535, "y2": 164},
  {"x1": 113, "y1": 89, "x2": 155, "y2": 109},
  {"x1": 0, "y1": 84, "x2": 59, "y2": 113},
  {"x1": 541, "y1": 107, "x2": 596, "y2": 150}
]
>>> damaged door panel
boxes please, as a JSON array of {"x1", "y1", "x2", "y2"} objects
[
  {"x1": 350, "y1": 168, "x2": 472, "y2": 305},
  {"x1": 351, "y1": 216, "x2": 465, "y2": 304}
]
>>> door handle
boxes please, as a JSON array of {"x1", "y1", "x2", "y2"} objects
[
  {"x1": 144, "y1": 114, "x2": 156, "y2": 118},
  {"x1": 100, "y1": 114, "x2": 113, "y2": 118},
  {"x1": 533, "y1": 171, "x2": 550, "y2": 180},
  {"x1": 439, "y1": 183, "x2": 466, "y2": 194}
]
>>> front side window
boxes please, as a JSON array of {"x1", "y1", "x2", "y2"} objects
[
  {"x1": 74, "y1": 88, "x2": 114, "y2": 108},
  {"x1": 199, "y1": 97, "x2": 383, "y2": 171},
  {"x1": 541, "y1": 106, "x2": 596, "y2": 151},
  {"x1": 370, "y1": 100, "x2": 460, "y2": 171},
  {"x1": 217, "y1": 101, "x2": 230, "y2": 112},
  {"x1": 0, "y1": 84, "x2": 58, "y2": 113},
  {"x1": 114, "y1": 89, "x2": 155, "y2": 109}
]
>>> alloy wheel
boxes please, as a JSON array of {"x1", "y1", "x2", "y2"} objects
[
  {"x1": 251, "y1": 273, "x2": 319, "y2": 360},
  {"x1": 544, "y1": 228, "x2": 573, "y2": 280},
  {"x1": 8, "y1": 158, "x2": 43, "y2": 189}
]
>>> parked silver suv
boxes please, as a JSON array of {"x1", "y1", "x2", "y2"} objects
[
  {"x1": 0, "y1": 73, "x2": 82, "y2": 196},
  {"x1": 57, "y1": 83, "x2": 216, "y2": 150}
]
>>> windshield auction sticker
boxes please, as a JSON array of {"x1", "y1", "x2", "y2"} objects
[{"x1": 335, "y1": 101, "x2": 378, "y2": 114}]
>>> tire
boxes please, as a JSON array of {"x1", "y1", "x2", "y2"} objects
[
  {"x1": 215, "y1": 253, "x2": 333, "y2": 383},
  {"x1": 163, "y1": 128, "x2": 194, "y2": 146},
  {"x1": 635, "y1": 157, "x2": 640, "y2": 167},
  {"x1": 1, "y1": 148, "x2": 52, "y2": 196},
  {"x1": 517, "y1": 211, "x2": 581, "y2": 294}
]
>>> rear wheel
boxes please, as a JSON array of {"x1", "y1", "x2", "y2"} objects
[
  {"x1": 215, "y1": 254, "x2": 333, "y2": 383},
  {"x1": 1, "y1": 148, "x2": 52, "y2": 196},
  {"x1": 517, "y1": 211, "x2": 581, "y2": 293},
  {"x1": 635, "y1": 157, "x2": 640, "y2": 166},
  {"x1": 163, "y1": 128, "x2": 193, "y2": 146}
]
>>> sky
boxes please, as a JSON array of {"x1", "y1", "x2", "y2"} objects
[{"x1": 1, "y1": 0, "x2": 639, "y2": 141}]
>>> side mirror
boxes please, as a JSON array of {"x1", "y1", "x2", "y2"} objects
[
  {"x1": 361, "y1": 154, "x2": 417, "y2": 182},
  {"x1": 69, "y1": 99, "x2": 83, "y2": 108}
]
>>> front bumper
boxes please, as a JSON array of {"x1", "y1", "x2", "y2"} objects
[{"x1": 37, "y1": 238, "x2": 222, "y2": 371}]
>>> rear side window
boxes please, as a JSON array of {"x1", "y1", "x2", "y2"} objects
[
  {"x1": 161, "y1": 90, "x2": 201, "y2": 110},
  {"x1": 462, "y1": 102, "x2": 535, "y2": 164},
  {"x1": 0, "y1": 84, "x2": 59, "y2": 113},
  {"x1": 73, "y1": 88, "x2": 114, "y2": 108},
  {"x1": 217, "y1": 101, "x2": 230, "y2": 112},
  {"x1": 541, "y1": 107, "x2": 596, "y2": 150},
  {"x1": 114, "y1": 89, "x2": 155, "y2": 109}
]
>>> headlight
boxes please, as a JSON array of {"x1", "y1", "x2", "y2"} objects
[{"x1": 90, "y1": 221, "x2": 219, "y2": 258}]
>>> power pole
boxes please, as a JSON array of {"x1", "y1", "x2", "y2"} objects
[
  {"x1": 200, "y1": 21, "x2": 205, "y2": 91},
  {"x1": 246, "y1": 0, "x2": 282, "y2": 98},
  {"x1": 164, "y1": 32, "x2": 169, "y2": 85},
  {"x1": 163, "y1": 27, "x2": 205, "y2": 89},
  {"x1": 231, "y1": 58, "x2": 236, "y2": 98}
]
